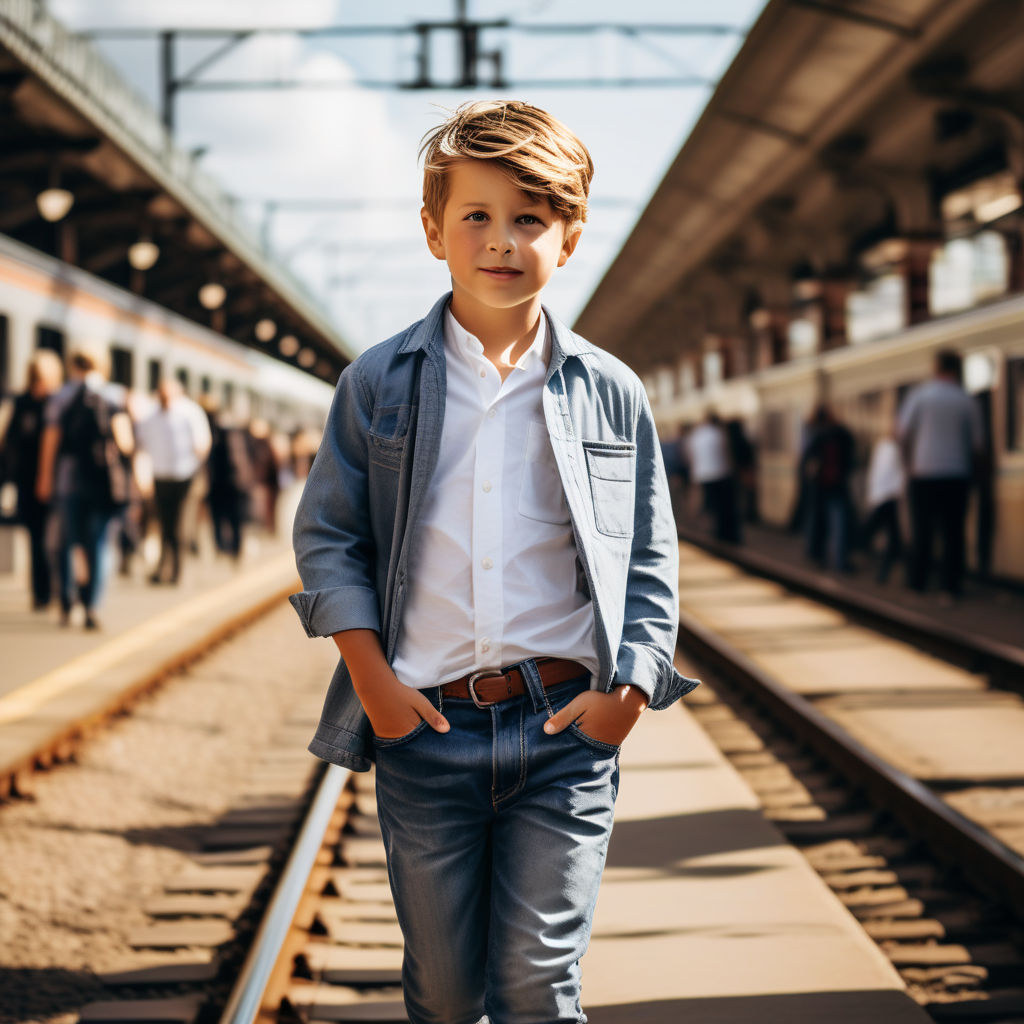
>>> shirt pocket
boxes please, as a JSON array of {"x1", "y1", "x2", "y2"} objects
[
  {"x1": 518, "y1": 420, "x2": 570, "y2": 525},
  {"x1": 368, "y1": 404, "x2": 413, "y2": 471},
  {"x1": 583, "y1": 440, "x2": 636, "y2": 538}
]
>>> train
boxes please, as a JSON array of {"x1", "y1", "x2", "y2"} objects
[
  {"x1": 0, "y1": 232, "x2": 336, "y2": 433},
  {"x1": 651, "y1": 290, "x2": 1024, "y2": 582},
  {"x1": 0, "y1": 230, "x2": 337, "y2": 578}
]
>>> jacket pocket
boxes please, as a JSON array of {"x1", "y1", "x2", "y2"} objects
[
  {"x1": 582, "y1": 440, "x2": 636, "y2": 538},
  {"x1": 368, "y1": 403, "x2": 413, "y2": 470}
]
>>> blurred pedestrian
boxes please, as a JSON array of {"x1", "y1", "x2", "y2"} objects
[
  {"x1": 803, "y1": 405, "x2": 856, "y2": 572},
  {"x1": 36, "y1": 344, "x2": 133, "y2": 629},
  {"x1": 206, "y1": 409, "x2": 253, "y2": 560},
  {"x1": 899, "y1": 349, "x2": 983, "y2": 599},
  {"x1": 726, "y1": 418, "x2": 758, "y2": 524},
  {"x1": 247, "y1": 418, "x2": 280, "y2": 534},
  {"x1": 0, "y1": 350, "x2": 64, "y2": 609},
  {"x1": 861, "y1": 425, "x2": 904, "y2": 583},
  {"x1": 135, "y1": 378, "x2": 211, "y2": 585},
  {"x1": 688, "y1": 410, "x2": 741, "y2": 543}
]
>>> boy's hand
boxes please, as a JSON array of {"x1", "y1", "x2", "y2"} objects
[
  {"x1": 362, "y1": 678, "x2": 450, "y2": 740},
  {"x1": 543, "y1": 684, "x2": 647, "y2": 747},
  {"x1": 331, "y1": 628, "x2": 449, "y2": 740}
]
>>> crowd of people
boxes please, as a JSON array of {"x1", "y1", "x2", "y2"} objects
[
  {"x1": 665, "y1": 349, "x2": 986, "y2": 603},
  {"x1": 0, "y1": 343, "x2": 315, "y2": 629}
]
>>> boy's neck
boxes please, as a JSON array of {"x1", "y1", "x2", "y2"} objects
[{"x1": 449, "y1": 293, "x2": 545, "y2": 379}]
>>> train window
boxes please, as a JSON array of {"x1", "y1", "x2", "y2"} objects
[
  {"x1": 36, "y1": 325, "x2": 65, "y2": 359},
  {"x1": 1007, "y1": 358, "x2": 1024, "y2": 451},
  {"x1": 147, "y1": 359, "x2": 162, "y2": 392},
  {"x1": 0, "y1": 315, "x2": 8, "y2": 398},
  {"x1": 223, "y1": 380, "x2": 234, "y2": 411},
  {"x1": 200, "y1": 375, "x2": 212, "y2": 394},
  {"x1": 176, "y1": 367, "x2": 190, "y2": 394},
  {"x1": 110, "y1": 346, "x2": 133, "y2": 388}
]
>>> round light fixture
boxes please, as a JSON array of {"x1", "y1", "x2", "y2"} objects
[
  {"x1": 297, "y1": 347, "x2": 316, "y2": 368},
  {"x1": 255, "y1": 318, "x2": 276, "y2": 342},
  {"x1": 37, "y1": 187, "x2": 74, "y2": 222},
  {"x1": 279, "y1": 334, "x2": 300, "y2": 357},
  {"x1": 199, "y1": 282, "x2": 226, "y2": 310},
  {"x1": 128, "y1": 240, "x2": 160, "y2": 271}
]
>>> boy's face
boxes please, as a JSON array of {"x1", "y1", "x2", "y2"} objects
[{"x1": 421, "y1": 158, "x2": 580, "y2": 322}]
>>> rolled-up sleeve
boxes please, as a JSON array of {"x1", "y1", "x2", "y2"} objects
[
  {"x1": 616, "y1": 387, "x2": 699, "y2": 710},
  {"x1": 290, "y1": 361, "x2": 380, "y2": 638}
]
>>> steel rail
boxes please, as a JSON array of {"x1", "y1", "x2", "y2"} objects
[
  {"x1": 676, "y1": 525, "x2": 1024, "y2": 693},
  {"x1": 677, "y1": 606, "x2": 1024, "y2": 924},
  {"x1": 218, "y1": 762, "x2": 351, "y2": 1024}
]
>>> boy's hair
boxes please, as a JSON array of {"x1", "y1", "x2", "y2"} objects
[{"x1": 420, "y1": 100, "x2": 593, "y2": 230}]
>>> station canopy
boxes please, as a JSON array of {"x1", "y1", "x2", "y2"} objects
[
  {"x1": 0, "y1": 0, "x2": 357, "y2": 381},
  {"x1": 575, "y1": 0, "x2": 1024, "y2": 375}
]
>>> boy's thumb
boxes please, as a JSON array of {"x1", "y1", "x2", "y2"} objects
[{"x1": 544, "y1": 708, "x2": 569, "y2": 735}]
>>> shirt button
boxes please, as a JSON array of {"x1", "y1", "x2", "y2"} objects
[
  {"x1": 480, "y1": 639, "x2": 491, "y2": 652},
  {"x1": 482, "y1": 480, "x2": 492, "y2": 493},
  {"x1": 481, "y1": 557, "x2": 493, "y2": 570},
  {"x1": 480, "y1": 369, "x2": 486, "y2": 378},
  {"x1": 487, "y1": 408, "x2": 497, "y2": 419}
]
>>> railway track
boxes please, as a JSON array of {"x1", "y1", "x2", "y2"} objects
[{"x1": 673, "y1": 541, "x2": 1024, "y2": 1020}]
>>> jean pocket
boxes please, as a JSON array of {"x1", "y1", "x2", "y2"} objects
[
  {"x1": 372, "y1": 719, "x2": 429, "y2": 749},
  {"x1": 568, "y1": 722, "x2": 621, "y2": 754}
]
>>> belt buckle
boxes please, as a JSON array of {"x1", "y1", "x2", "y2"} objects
[{"x1": 467, "y1": 668, "x2": 507, "y2": 709}]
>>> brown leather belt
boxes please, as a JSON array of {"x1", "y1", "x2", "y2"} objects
[{"x1": 440, "y1": 658, "x2": 589, "y2": 708}]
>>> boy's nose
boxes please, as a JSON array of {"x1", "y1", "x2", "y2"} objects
[{"x1": 488, "y1": 231, "x2": 514, "y2": 255}]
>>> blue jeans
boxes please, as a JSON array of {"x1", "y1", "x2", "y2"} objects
[
  {"x1": 57, "y1": 494, "x2": 115, "y2": 612},
  {"x1": 373, "y1": 664, "x2": 619, "y2": 1024}
]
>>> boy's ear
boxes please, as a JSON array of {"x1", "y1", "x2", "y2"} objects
[
  {"x1": 557, "y1": 223, "x2": 583, "y2": 268},
  {"x1": 421, "y1": 207, "x2": 446, "y2": 261}
]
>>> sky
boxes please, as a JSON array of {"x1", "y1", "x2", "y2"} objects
[{"x1": 50, "y1": 0, "x2": 767, "y2": 354}]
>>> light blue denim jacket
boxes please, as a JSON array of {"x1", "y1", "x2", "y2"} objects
[{"x1": 290, "y1": 294, "x2": 699, "y2": 771}]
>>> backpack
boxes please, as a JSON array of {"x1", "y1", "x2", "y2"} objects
[{"x1": 60, "y1": 383, "x2": 130, "y2": 509}]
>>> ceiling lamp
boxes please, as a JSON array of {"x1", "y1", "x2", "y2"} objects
[
  {"x1": 128, "y1": 239, "x2": 160, "y2": 271},
  {"x1": 37, "y1": 186, "x2": 74, "y2": 222},
  {"x1": 255, "y1": 318, "x2": 276, "y2": 342},
  {"x1": 199, "y1": 282, "x2": 227, "y2": 309},
  {"x1": 297, "y1": 347, "x2": 317, "y2": 368},
  {"x1": 279, "y1": 334, "x2": 300, "y2": 357}
]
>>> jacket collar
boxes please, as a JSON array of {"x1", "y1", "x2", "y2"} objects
[{"x1": 398, "y1": 292, "x2": 589, "y2": 370}]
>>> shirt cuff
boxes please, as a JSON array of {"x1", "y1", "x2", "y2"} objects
[
  {"x1": 613, "y1": 643, "x2": 661, "y2": 703},
  {"x1": 289, "y1": 585, "x2": 381, "y2": 638}
]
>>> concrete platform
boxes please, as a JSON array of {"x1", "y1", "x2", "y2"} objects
[
  {"x1": 583, "y1": 699, "x2": 930, "y2": 1022},
  {"x1": 676, "y1": 545, "x2": 1024, "y2": 787},
  {"x1": 0, "y1": 497, "x2": 303, "y2": 785}
]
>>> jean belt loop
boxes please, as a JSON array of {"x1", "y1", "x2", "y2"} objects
[
  {"x1": 434, "y1": 685, "x2": 444, "y2": 715},
  {"x1": 518, "y1": 658, "x2": 546, "y2": 714}
]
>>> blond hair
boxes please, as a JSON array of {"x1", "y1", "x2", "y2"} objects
[
  {"x1": 420, "y1": 101, "x2": 593, "y2": 231},
  {"x1": 27, "y1": 349, "x2": 64, "y2": 393}
]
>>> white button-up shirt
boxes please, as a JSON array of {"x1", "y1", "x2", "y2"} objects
[{"x1": 391, "y1": 309, "x2": 597, "y2": 690}]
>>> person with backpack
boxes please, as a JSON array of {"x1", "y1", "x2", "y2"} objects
[
  {"x1": 0, "y1": 349, "x2": 64, "y2": 610},
  {"x1": 36, "y1": 344, "x2": 133, "y2": 629},
  {"x1": 803, "y1": 404, "x2": 856, "y2": 572}
]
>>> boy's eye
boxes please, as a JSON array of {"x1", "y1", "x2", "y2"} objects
[
  {"x1": 518, "y1": 214, "x2": 542, "y2": 225},
  {"x1": 466, "y1": 211, "x2": 488, "y2": 222}
]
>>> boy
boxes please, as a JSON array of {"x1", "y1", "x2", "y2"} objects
[{"x1": 290, "y1": 100, "x2": 698, "y2": 1024}]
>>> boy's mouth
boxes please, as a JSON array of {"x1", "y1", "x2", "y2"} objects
[{"x1": 480, "y1": 266, "x2": 523, "y2": 278}]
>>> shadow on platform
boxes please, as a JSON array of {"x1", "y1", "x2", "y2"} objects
[{"x1": 589, "y1": 988, "x2": 927, "y2": 1023}]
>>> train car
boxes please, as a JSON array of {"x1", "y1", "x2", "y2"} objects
[
  {"x1": 0, "y1": 231, "x2": 337, "y2": 579},
  {"x1": 0, "y1": 232, "x2": 335, "y2": 432},
  {"x1": 655, "y1": 291, "x2": 1024, "y2": 582}
]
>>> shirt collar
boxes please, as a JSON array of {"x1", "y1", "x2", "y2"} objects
[{"x1": 443, "y1": 306, "x2": 550, "y2": 372}]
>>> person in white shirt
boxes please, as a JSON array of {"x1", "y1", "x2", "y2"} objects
[
  {"x1": 860, "y1": 426, "x2": 904, "y2": 583},
  {"x1": 135, "y1": 378, "x2": 211, "y2": 584},
  {"x1": 687, "y1": 411, "x2": 741, "y2": 542}
]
